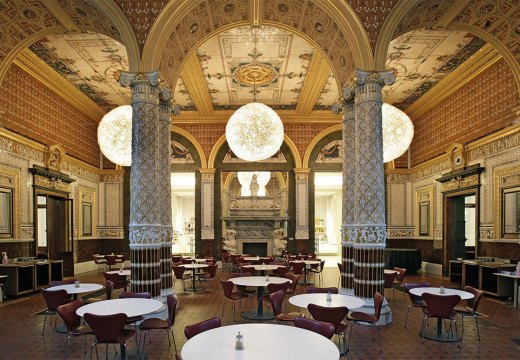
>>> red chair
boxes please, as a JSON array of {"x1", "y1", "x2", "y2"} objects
[
  {"x1": 275, "y1": 266, "x2": 289, "y2": 278},
  {"x1": 104, "y1": 255, "x2": 118, "y2": 271},
  {"x1": 93, "y1": 255, "x2": 107, "y2": 273},
  {"x1": 294, "y1": 316, "x2": 335, "y2": 339},
  {"x1": 392, "y1": 267, "x2": 407, "y2": 299},
  {"x1": 229, "y1": 272, "x2": 255, "y2": 299},
  {"x1": 308, "y1": 303, "x2": 349, "y2": 354},
  {"x1": 40, "y1": 288, "x2": 69, "y2": 336},
  {"x1": 383, "y1": 271, "x2": 398, "y2": 299},
  {"x1": 118, "y1": 291, "x2": 151, "y2": 352},
  {"x1": 307, "y1": 287, "x2": 339, "y2": 294},
  {"x1": 84, "y1": 312, "x2": 135, "y2": 359},
  {"x1": 85, "y1": 280, "x2": 114, "y2": 304},
  {"x1": 454, "y1": 286, "x2": 484, "y2": 341},
  {"x1": 200, "y1": 264, "x2": 218, "y2": 288},
  {"x1": 269, "y1": 289, "x2": 304, "y2": 323},
  {"x1": 403, "y1": 282, "x2": 430, "y2": 328},
  {"x1": 284, "y1": 273, "x2": 300, "y2": 296},
  {"x1": 290, "y1": 261, "x2": 305, "y2": 275},
  {"x1": 139, "y1": 294, "x2": 178, "y2": 354},
  {"x1": 221, "y1": 279, "x2": 248, "y2": 321},
  {"x1": 103, "y1": 272, "x2": 127, "y2": 292},
  {"x1": 172, "y1": 265, "x2": 190, "y2": 291},
  {"x1": 184, "y1": 316, "x2": 221, "y2": 339},
  {"x1": 421, "y1": 293, "x2": 461, "y2": 345},
  {"x1": 347, "y1": 292, "x2": 384, "y2": 353},
  {"x1": 309, "y1": 260, "x2": 325, "y2": 284},
  {"x1": 57, "y1": 299, "x2": 92, "y2": 355},
  {"x1": 262, "y1": 281, "x2": 291, "y2": 313}
]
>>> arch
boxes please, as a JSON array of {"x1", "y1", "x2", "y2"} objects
[
  {"x1": 303, "y1": 124, "x2": 342, "y2": 168},
  {"x1": 141, "y1": 0, "x2": 372, "y2": 87},
  {"x1": 208, "y1": 134, "x2": 302, "y2": 169},
  {"x1": 374, "y1": 2, "x2": 520, "y2": 94},
  {"x1": 171, "y1": 125, "x2": 207, "y2": 169}
]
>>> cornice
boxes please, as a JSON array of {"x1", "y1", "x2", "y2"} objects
[
  {"x1": 13, "y1": 49, "x2": 106, "y2": 121},
  {"x1": 406, "y1": 44, "x2": 502, "y2": 120},
  {"x1": 296, "y1": 53, "x2": 331, "y2": 115},
  {"x1": 174, "y1": 110, "x2": 341, "y2": 124}
]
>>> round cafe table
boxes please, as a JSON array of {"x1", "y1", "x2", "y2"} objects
[
  {"x1": 409, "y1": 287, "x2": 474, "y2": 342},
  {"x1": 48, "y1": 283, "x2": 103, "y2": 300},
  {"x1": 384, "y1": 269, "x2": 398, "y2": 274},
  {"x1": 182, "y1": 323, "x2": 339, "y2": 360},
  {"x1": 241, "y1": 264, "x2": 282, "y2": 275},
  {"x1": 291, "y1": 260, "x2": 321, "y2": 285},
  {"x1": 229, "y1": 276, "x2": 292, "y2": 320},
  {"x1": 289, "y1": 293, "x2": 365, "y2": 309},
  {"x1": 106, "y1": 270, "x2": 131, "y2": 276},
  {"x1": 242, "y1": 256, "x2": 271, "y2": 263},
  {"x1": 182, "y1": 263, "x2": 208, "y2": 292}
]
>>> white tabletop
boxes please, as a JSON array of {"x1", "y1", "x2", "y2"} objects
[
  {"x1": 76, "y1": 298, "x2": 163, "y2": 318},
  {"x1": 384, "y1": 269, "x2": 398, "y2": 274},
  {"x1": 183, "y1": 263, "x2": 209, "y2": 269},
  {"x1": 242, "y1": 257, "x2": 271, "y2": 261},
  {"x1": 181, "y1": 323, "x2": 339, "y2": 360},
  {"x1": 291, "y1": 260, "x2": 321, "y2": 265},
  {"x1": 494, "y1": 272, "x2": 520, "y2": 279},
  {"x1": 409, "y1": 287, "x2": 474, "y2": 300},
  {"x1": 289, "y1": 293, "x2": 365, "y2": 309},
  {"x1": 194, "y1": 258, "x2": 209, "y2": 263},
  {"x1": 229, "y1": 276, "x2": 291, "y2": 287},
  {"x1": 106, "y1": 270, "x2": 131, "y2": 276},
  {"x1": 241, "y1": 264, "x2": 282, "y2": 271},
  {"x1": 48, "y1": 283, "x2": 103, "y2": 295}
]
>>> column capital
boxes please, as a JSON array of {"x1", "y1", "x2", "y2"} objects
[
  {"x1": 159, "y1": 87, "x2": 171, "y2": 104},
  {"x1": 119, "y1": 70, "x2": 161, "y2": 88},
  {"x1": 355, "y1": 69, "x2": 395, "y2": 87},
  {"x1": 199, "y1": 168, "x2": 216, "y2": 174},
  {"x1": 293, "y1": 168, "x2": 311, "y2": 174}
]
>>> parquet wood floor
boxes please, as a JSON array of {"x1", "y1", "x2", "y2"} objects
[{"x1": 0, "y1": 266, "x2": 519, "y2": 359}]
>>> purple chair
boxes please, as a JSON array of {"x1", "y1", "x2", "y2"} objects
[
  {"x1": 307, "y1": 287, "x2": 339, "y2": 294},
  {"x1": 347, "y1": 292, "x2": 384, "y2": 353},
  {"x1": 421, "y1": 293, "x2": 462, "y2": 346},
  {"x1": 403, "y1": 282, "x2": 430, "y2": 328},
  {"x1": 139, "y1": 294, "x2": 178, "y2": 354},
  {"x1": 184, "y1": 316, "x2": 221, "y2": 339},
  {"x1": 294, "y1": 316, "x2": 335, "y2": 339},
  {"x1": 221, "y1": 279, "x2": 248, "y2": 321},
  {"x1": 84, "y1": 312, "x2": 135, "y2": 359},
  {"x1": 40, "y1": 288, "x2": 69, "y2": 336},
  {"x1": 57, "y1": 299, "x2": 92, "y2": 355},
  {"x1": 308, "y1": 303, "x2": 349, "y2": 354}
]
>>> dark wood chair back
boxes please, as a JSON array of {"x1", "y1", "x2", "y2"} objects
[
  {"x1": 57, "y1": 299, "x2": 84, "y2": 331},
  {"x1": 41, "y1": 288, "x2": 68, "y2": 311},
  {"x1": 422, "y1": 293, "x2": 461, "y2": 319},
  {"x1": 307, "y1": 287, "x2": 339, "y2": 294},
  {"x1": 307, "y1": 304, "x2": 349, "y2": 333},
  {"x1": 294, "y1": 316, "x2": 335, "y2": 339},
  {"x1": 84, "y1": 312, "x2": 128, "y2": 344},
  {"x1": 184, "y1": 316, "x2": 221, "y2": 339},
  {"x1": 119, "y1": 291, "x2": 151, "y2": 299}
]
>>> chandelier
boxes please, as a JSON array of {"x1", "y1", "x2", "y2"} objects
[
  {"x1": 97, "y1": 105, "x2": 132, "y2": 166},
  {"x1": 382, "y1": 103, "x2": 414, "y2": 163}
]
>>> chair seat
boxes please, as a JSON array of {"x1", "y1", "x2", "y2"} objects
[
  {"x1": 139, "y1": 317, "x2": 168, "y2": 330},
  {"x1": 117, "y1": 328, "x2": 136, "y2": 343},
  {"x1": 230, "y1": 292, "x2": 249, "y2": 300},
  {"x1": 276, "y1": 312, "x2": 304, "y2": 322},
  {"x1": 70, "y1": 325, "x2": 93, "y2": 336},
  {"x1": 347, "y1": 311, "x2": 374, "y2": 323},
  {"x1": 423, "y1": 308, "x2": 456, "y2": 319},
  {"x1": 126, "y1": 315, "x2": 145, "y2": 324},
  {"x1": 454, "y1": 305, "x2": 473, "y2": 314}
]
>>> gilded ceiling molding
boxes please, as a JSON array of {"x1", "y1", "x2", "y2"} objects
[
  {"x1": 373, "y1": 0, "x2": 417, "y2": 71},
  {"x1": 86, "y1": 0, "x2": 140, "y2": 71},
  {"x1": 406, "y1": 44, "x2": 502, "y2": 120},
  {"x1": 302, "y1": 124, "x2": 342, "y2": 168},
  {"x1": 171, "y1": 125, "x2": 207, "y2": 168},
  {"x1": 433, "y1": 0, "x2": 472, "y2": 29},
  {"x1": 14, "y1": 49, "x2": 105, "y2": 121},
  {"x1": 207, "y1": 133, "x2": 301, "y2": 169},
  {"x1": 180, "y1": 53, "x2": 214, "y2": 116},
  {"x1": 174, "y1": 110, "x2": 341, "y2": 124},
  {"x1": 295, "y1": 52, "x2": 331, "y2": 115},
  {"x1": 42, "y1": 1, "x2": 80, "y2": 32},
  {"x1": 141, "y1": 0, "x2": 371, "y2": 87}
]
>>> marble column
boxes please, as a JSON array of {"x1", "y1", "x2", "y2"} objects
[
  {"x1": 159, "y1": 87, "x2": 173, "y2": 298},
  {"x1": 120, "y1": 71, "x2": 162, "y2": 298},
  {"x1": 294, "y1": 168, "x2": 310, "y2": 253},
  {"x1": 200, "y1": 168, "x2": 215, "y2": 256},
  {"x1": 350, "y1": 70, "x2": 394, "y2": 304},
  {"x1": 339, "y1": 88, "x2": 356, "y2": 295}
]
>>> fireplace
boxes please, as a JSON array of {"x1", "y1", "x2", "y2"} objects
[{"x1": 242, "y1": 242, "x2": 267, "y2": 257}]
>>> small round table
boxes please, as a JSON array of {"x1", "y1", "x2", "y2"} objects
[
  {"x1": 48, "y1": 283, "x2": 103, "y2": 300},
  {"x1": 106, "y1": 270, "x2": 131, "y2": 276},
  {"x1": 229, "y1": 276, "x2": 292, "y2": 320},
  {"x1": 241, "y1": 264, "x2": 282, "y2": 275},
  {"x1": 182, "y1": 263, "x2": 209, "y2": 292},
  {"x1": 181, "y1": 323, "x2": 339, "y2": 359},
  {"x1": 242, "y1": 256, "x2": 271, "y2": 263},
  {"x1": 409, "y1": 287, "x2": 474, "y2": 342},
  {"x1": 291, "y1": 260, "x2": 321, "y2": 285},
  {"x1": 289, "y1": 293, "x2": 365, "y2": 309}
]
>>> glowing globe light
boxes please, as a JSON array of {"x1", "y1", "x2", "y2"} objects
[
  {"x1": 97, "y1": 105, "x2": 132, "y2": 166},
  {"x1": 382, "y1": 103, "x2": 414, "y2": 163},
  {"x1": 226, "y1": 102, "x2": 284, "y2": 162}
]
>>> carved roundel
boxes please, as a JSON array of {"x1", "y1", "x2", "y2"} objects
[{"x1": 232, "y1": 63, "x2": 279, "y2": 87}]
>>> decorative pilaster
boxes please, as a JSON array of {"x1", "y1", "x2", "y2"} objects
[
  {"x1": 200, "y1": 168, "x2": 215, "y2": 256},
  {"x1": 294, "y1": 168, "x2": 310, "y2": 252},
  {"x1": 120, "y1": 71, "x2": 162, "y2": 298},
  {"x1": 159, "y1": 87, "x2": 173, "y2": 298},
  {"x1": 340, "y1": 87, "x2": 356, "y2": 295},
  {"x1": 350, "y1": 70, "x2": 394, "y2": 302}
]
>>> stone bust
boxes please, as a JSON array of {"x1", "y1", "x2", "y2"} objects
[{"x1": 250, "y1": 174, "x2": 259, "y2": 197}]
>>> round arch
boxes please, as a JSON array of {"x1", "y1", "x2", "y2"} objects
[
  {"x1": 208, "y1": 134, "x2": 302, "y2": 169},
  {"x1": 141, "y1": 0, "x2": 372, "y2": 87},
  {"x1": 303, "y1": 124, "x2": 342, "y2": 168},
  {"x1": 373, "y1": 2, "x2": 520, "y2": 94},
  {"x1": 171, "y1": 125, "x2": 207, "y2": 169}
]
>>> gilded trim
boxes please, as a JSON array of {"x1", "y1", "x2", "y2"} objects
[
  {"x1": 0, "y1": 164, "x2": 20, "y2": 240},
  {"x1": 493, "y1": 164, "x2": 520, "y2": 240},
  {"x1": 415, "y1": 185, "x2": 434, "y2": 237},
  {"x1": 171, "y1": 125, "x2": 208, "y2": 168},
  {"x1": 303, "y1": 124, "x2": 342, "y2": 168}
]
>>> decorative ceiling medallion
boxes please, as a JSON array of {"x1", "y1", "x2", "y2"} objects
[{"x1": 232, "y1": 63, "x2": 279, "y2": 87}]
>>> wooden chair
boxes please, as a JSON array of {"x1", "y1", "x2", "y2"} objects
[
  {"x1": 93, "y1": 255, "x2": 107, "y2": 273},
  {"x1": 84, "y1": 312, "x2": 135, "y2": 359},
  {"x1": 104, "y1": 255, "x2": 118, "y2": 271},
  {"x1": 294, "y1": 316, "x2": 335, "y2": 339},
  {"x1": 308, "y1": 303, "x2": 349, "y2": 354},
  {"x1": 139, "y1": 294, "x2": 178, "y2": 354},
  {"x1": 269, "y1": 290, "x2": 304, "y2": 323},
  {"x1": 403, "y1": 282, "x2": 430, "y2": 328},
  {"x1": 184, "y1": 317, "x2": 221, "y2": 339},
  {"x1": 103, "y1": 272, "x2": 127, "y2": 292},
  {"x1": 220, "y1": 279, "x2": 248, "y2": 321},
  {"x1": 392, "y1": 267, "x2": 407, "y2": 299},
  {"x1": 307, "y1": 286, "x2": 338, "y2": 294},
  {"x1": 421, "y1": 293, "x2": 461, "y2": 346},
  {"x1": 40, "y1": 288, "x2": 69, "y2": 336},
  {"x1": 57, "y1": 299, "x2": 92, "y2": 355},
  {"x1": 309, "y1": 260, "x2": 325, "y2": 284},
  {"x1": 383, "y1": 271, "x2": 398, "y2": 299},
  {"x1": 200, "y1": 264, "x2": 218, "y2": 288},
  {"x1": 454, "y1": 285, "x2": 484, "y2": 341},
  {"x1": 172, "y1": 265, "x2": 190, "y2": 291},
  {"x1": 347, "y1": 292, "x2": 384, "y2": 353}
]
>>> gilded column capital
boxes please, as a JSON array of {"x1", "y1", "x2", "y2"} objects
[
  {"x1": 119, "y1": 70, "x2": 161, "y2": 88},
  {"x1": 355, "y1": 69, "x2": 395, "y2": 87}
]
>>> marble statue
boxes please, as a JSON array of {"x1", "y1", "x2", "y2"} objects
[
  {"x1": 273, "y1": 228, "x2": 287, "y2": 256},
  {"x1": 222, "y1": 228, "x2": 237, "y2": 253},
  {"x1": 250, "y1": 174, "x2": 259, "y2": 197}
]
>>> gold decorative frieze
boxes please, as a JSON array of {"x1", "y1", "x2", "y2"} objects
[{"x1": 34, "y1": 174, "x2": 70, "y2": 192}]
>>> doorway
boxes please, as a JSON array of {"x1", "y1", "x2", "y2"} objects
[
  {"x1": 314, "y1": 172, "x2": 342, "y2": 256},
  {"x1": 36, "y1": 193, "x2": 74, "y2": 276},
  {"x1": 171, "y1": 172, "x2": 195, "y2": 255},
  {"x1": 443, "y1": 191, "x2": 478, "y2": 275}
]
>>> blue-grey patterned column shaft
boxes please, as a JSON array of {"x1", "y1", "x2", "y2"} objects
[
  {"x1": 351, "y1": 70, "x2": 394, "y2": 302},
  {"x1": 340, "y1": 88, "x2": 355, "y2": 295},
  {"x1": 159, "y1": 87, "x2": 173, "y2": 298},
  {"x1": 120, "y1": 71, "x2": 162, "y2": 298}
]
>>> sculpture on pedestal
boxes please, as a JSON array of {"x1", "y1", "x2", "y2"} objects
[
  {"x1": 223, "y1": 228, "x2": 238, "y2": 253},
  {"x1": 273, "y1": 228, "x2": 287, "y2": 256}
]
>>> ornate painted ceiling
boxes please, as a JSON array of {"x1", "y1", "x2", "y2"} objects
[{"x1": 27, "y1": 26, "x2": 485, "y2": 116}]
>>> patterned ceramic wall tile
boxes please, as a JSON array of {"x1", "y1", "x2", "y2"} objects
[{"x1": 0, "y1": 64, "x2": 100, "y2": 166}]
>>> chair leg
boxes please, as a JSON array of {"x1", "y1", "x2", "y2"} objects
[
  {"x1": 421, "y1": 317, "x2": 427, "y2": 344},
  {"x1": 42, "y1": 315, "x2": 47, "y2": 336},
  {"x1": 376, "y1": 325, "x2": 382, "y2": 353},
  {"x1": 475, "y1": 316, "x2": 480, "y2": 341},
  {"x1": 404, "y1": 306, "x2": 411, "y2": 328},
  {"x1": 170, "y1": 329, "x2": 178, "y2": 353},
  {"x1": 348, "y1": 322, "x2": 354, "y2": 349},
  {"x1": 454, "y1": 320, "x2": 460, "y2": 348}
]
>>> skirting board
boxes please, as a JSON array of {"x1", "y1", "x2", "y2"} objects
[{"x1": 422, "y1": 261, "x2": 442, "y2": 276}]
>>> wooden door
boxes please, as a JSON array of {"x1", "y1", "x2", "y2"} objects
[{"x1": 46, "y1": 196, "x2": 74, "y2": 276}]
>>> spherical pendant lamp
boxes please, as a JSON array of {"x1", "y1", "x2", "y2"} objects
[
  {"x1": 97, "y1": 105, "x2": 132, "y2": 166},
  {"x1": 382, "y1": 103, "x2": 414, "y2": 163},
  {"x1": 226, "y1": 102, "x2": 284, "y2": 162}
]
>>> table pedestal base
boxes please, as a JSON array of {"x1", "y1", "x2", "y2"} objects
[{"x1": 240, "y1": 310, "x2": 274, "y2": 321}]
